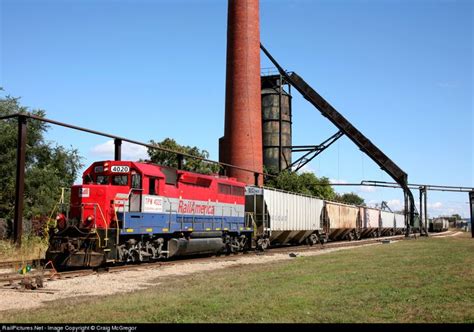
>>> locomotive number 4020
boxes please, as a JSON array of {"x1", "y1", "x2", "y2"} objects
[{"x1": 111, "y1": 166, "x2": 130, "y2": 173}]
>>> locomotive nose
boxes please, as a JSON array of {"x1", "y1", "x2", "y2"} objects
[{"x1": 70, "y1": 184, "x2": 109, "y2": 229}]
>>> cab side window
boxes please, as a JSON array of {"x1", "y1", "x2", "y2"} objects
[
  {"x1": 148, "y1": 178, "x2": 157, "y2": 195},
  {"x1": 131, "y1": 173, "x2": 142, "y2": 189}
]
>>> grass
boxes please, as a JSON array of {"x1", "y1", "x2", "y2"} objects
[
  {"x1": 0, "y1": 235, "x2": 48, "y2": 262},
  {"x1": 1, "y1": 233, "x2": 473, "y2": 323}
]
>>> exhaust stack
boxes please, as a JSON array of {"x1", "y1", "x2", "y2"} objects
[{"x1": 219, "y1": 0, "x2": 263, "y2": 185}]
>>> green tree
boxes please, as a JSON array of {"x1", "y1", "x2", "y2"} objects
[
  {"x1": 265, "y1": 170, "x2": 337, "y2": 201},
  {"x1": 451, "y1": 214, "x2": 462, "y2": 221},
  {"x1": 147, "y1": 138, "x2": 220, "y2": 175},
  {"x1": 0, "y1": 91, "x2": 83, "y2": 220},
  {"x1": 335, "y1": 192, "x2": 365, "y2": 206}
]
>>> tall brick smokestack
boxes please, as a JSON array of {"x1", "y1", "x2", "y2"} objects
[{"x1": 219, "y1": 0, "x2": 263, "y2": 186}]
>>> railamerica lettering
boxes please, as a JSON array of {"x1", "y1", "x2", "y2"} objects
[{"x1": 178, "y1": 200, "x2": 215, "y2": 215}]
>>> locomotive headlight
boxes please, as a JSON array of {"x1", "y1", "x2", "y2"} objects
[
  {"x1": 86, "y1": 215, "x2": 95, "y2": 223},
  {"x1": 55, "y1": 213, "x2": 67, "y2": 230}
]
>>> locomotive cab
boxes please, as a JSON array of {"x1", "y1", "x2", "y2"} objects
[{"x1": 69, "y1": 161, "x2": 140, "y2": 228}]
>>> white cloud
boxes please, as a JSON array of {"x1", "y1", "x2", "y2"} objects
[
  {"x1": 387, "y1": 199, "x2": 403, "y2": 210},
  {"x1": 436, "y1": 82, "x2": 457, "y2": 88},
  {"x1": 90, "y1": 140, "x2": 149, "y2": 161},
  {"x1": 358, "y1": 185, "x2": 377, "y2": 193},
  {"x1": 428, "y1": 202, "x2": 443, "y2": 209},
  {"x1": 329, "y1": 178, "x2": 348, "y2": 185},
  {"x1": 297, "y1": 164, "x2": 317, "y2": 175}
]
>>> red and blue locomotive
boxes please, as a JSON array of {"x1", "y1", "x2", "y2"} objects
[{"x1": 46, "y1": 160, "x2": 252, "y2": 268}]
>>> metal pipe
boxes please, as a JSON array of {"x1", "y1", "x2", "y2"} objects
[
  {"x1": 2, "y1": 112, "x2": 271, "y2": 179},
  {"x1": 362, "y1": 180, "x2": 474, "y2": 192},
  {"x1": 114, "y1": 138, "x2": 122, "y2": 161},
  {"x1": 177, "y1": 154, "x2": 184, "y2": 170},
  {"x1": 0, "y1": 114, "x2": 24, "y2": 121},
  {"x1": 13, "y1": 115, "x2": 27, "y2": 246}
]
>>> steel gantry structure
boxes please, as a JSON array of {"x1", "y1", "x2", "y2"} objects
[{"x1": 0, "y1": 112, "x2": 271, "y2": 245}]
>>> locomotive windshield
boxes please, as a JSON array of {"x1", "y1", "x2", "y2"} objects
[{"x1": 96, "y1": 175, "x2": 109, "y2": 185}]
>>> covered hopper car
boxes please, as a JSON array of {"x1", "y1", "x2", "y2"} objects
[{"x1": 430, "y1": 218, "x2": 449, "y2": 232}]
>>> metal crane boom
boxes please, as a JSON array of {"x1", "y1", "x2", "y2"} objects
[{"x1": 260, "y1": 43, "x2": 420, "y2": 234}]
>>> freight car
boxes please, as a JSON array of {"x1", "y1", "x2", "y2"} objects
[
  {"x1": 430, "y1": 218, "x2": 449, "y2": 232},
  {"x1": 245, "y1": 186, "x2": 407, "y2": 246},
  {"x1": 245, "y1": 186, "x2": 324, "y2": 249},
  {"x1": 324, "y1": 201, "x2": 360, "y2": 241},
  {"x1": 46, "y1": 160, "x2": 411, "y2": 269}
]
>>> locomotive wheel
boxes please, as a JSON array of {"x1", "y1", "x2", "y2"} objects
[
  {"x1": 306, "y1": 234, "x2": 319, "y2": 246},
  {"x1": 256, "y1": 238, "x2": 270, "y2": 251}
]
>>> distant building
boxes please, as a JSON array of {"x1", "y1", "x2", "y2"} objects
[{"x1": 457, "y1": 218, "x2": 471, "y2": 232}]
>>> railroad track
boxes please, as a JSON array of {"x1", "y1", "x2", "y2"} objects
[
  {"x1": 0, "y1": 259, "x2": 41, "y2": 270},
  {"x1": 0, "y1": 231, "x2": 450, "y2": 288}
]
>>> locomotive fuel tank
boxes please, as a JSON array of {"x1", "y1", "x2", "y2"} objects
[{"x1": 168, "y1": 238, "x2": 225, "y2": 257}]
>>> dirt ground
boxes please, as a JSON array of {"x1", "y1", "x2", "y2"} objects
[
  {"x1": 432, "y1": 231, "x2": 463, "y2": 238},
  {"x1": 0, "y1": 242, "x2": 384, "y2": 312}
]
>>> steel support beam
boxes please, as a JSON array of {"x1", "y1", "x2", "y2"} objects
[
  {"x1": 418, "y1": 186, "x2": 428, "y2": 236},
  {"x1": 470, "y1": 191, "x2": 474, "y2": 238},
  {"x1": 177, "y1": 154, "x2": 184, "y2": 170},
  {"x1": 419, "y1": 187, "x2": 424, "y2": 232},
  {"x1": 424, "y1": 186, "x2": 428, "y2": 234},
  {"x1": 260, "y1": 43, "x2": 416, "y2": 231},
  {"x1": 254, "y1": 173, "x2": 260, "y2": 186},
  {"x1": 114, "y1": 138, "x2": 122, "y2": 161},
  {"x1": 404, "y1": 191, "x2": 410, "y2": 236},
  {"x1": 285, "y1": 131, "x2": 343, "y2": 172},
  {"x1": 13, "y1": 116, "x2": 27, "y2": 246}
]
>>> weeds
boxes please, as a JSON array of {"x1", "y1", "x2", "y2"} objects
[{"x1": 0, "y1": 234, "x2": 49, "y2": 262}]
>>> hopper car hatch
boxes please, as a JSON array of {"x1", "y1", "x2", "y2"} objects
[{"x1": 260, "y1": 43, "x2": 426, "y2": 236}]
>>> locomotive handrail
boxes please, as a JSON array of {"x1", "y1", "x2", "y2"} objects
[
  {"x1": 112, "y1": 206, "x2": 121, "y2": 246},
  {"x1": 80, "y1": 202, "x2": 109, "y2": 248}
]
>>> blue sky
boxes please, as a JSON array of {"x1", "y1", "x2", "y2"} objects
[{"x1": 1, "y1": 0, "x2": 472, "y2": 218}]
